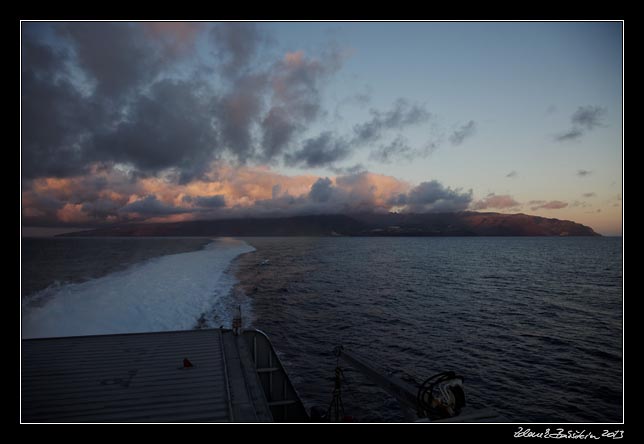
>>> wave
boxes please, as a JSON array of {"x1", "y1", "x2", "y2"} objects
[{"x1": 21, "y1": 238, "x2": 254, "y2": 339}]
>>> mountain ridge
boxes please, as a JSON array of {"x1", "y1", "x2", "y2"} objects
[{"x1": 59, "y1": 211, "x2": 600, "y2": 237}]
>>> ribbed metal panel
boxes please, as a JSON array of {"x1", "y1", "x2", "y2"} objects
[{"x1": 22, "y1": 329, "x2": 233, "y2": 422}]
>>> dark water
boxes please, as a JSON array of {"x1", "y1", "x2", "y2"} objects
[
  {"x1": 21, "y1": 235, "x2": 622, "y2": 422},
  {"x1": 21, "y1": 237, "x2": 211, "y2": 298},
  {"x1": 235, "y1": 237, "x2": 622, "y2": 423}
]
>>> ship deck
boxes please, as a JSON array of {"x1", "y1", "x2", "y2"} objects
[{"x1": 21, "y1": 329, "x2": 274, "y2": 422}]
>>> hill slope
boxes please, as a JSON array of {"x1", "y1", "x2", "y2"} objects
[{"x1": 60, "y1": 212, "x2": 599, "y2": 237}]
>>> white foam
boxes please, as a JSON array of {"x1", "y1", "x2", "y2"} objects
[{"x1": 21, "y1": 238, "x2": 255, "y2": 339}]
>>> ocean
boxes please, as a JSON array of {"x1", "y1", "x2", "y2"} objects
[{"x1": 20, "y1": 236, "x2": 623, "y2": 423}]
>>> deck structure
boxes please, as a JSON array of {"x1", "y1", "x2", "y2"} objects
[{"x1": 21, "y1": 328, "x2": 308, "y2": 423}]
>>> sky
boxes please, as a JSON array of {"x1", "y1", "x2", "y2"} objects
[{"x1": 20, "y1": 21, "x2": 623, "y2": 235}]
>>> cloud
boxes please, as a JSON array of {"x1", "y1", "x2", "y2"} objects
[
  {"x1": 21, "y1": 36, "x2": 102, "y2": 179},
  {"x1": 93, "y1": 79, "x2": 219, "y2": 180},
  {"x1": 506, "y1": 170, "x2": 518, "y2": 178},
  {"x1": 120, "y1": 195, "x2": 188, "y2": 216},
  {"x1": 260, "y1": 106, "x2": 298, "y2": 160},
  {"x1": 449, "y1": 120, "x2": 476, "y2": 146},
  {"x1": 570, "y1": 200, "x2": 590, "y2": 208},
  {"x1": 308, "y1": 177, "x2": 334, "y2": 203},
  {"x1": 556, "y1": 128, "x2": 584, "y2": 142},
  {"x1": 22, "y1": 23, "x2": 460, "y2": 183},
  {"x1": 213, "y1": 74, "x2": 267, "y2": 164},
  {"x1": 210, "y1": 22, "x2": 268, "y2": 78},
  {"x1": 284, "y1": 132, "x2": 351, "y2": 168},
  {"x1": 582, "y1": 192, "x2": 596, "y2": 198},
  {"x1": 189, "y1": 195, "x2": 227, "y2": 208},
  {"x1": 21, "y1": 23, "x2": 352, "y2": 182},
  {"x1": 471, "y1": 194, "x2": 520, "y2": 210},
  {"x1": 555, "y1": 105, "x2": 606, "y2": 142},
  {"x1": 369, "y1": 136, "x2": 414, "y2": 163},
  {"x1": 577, "y1": 169, "x2": 592, "y2": 177},
  {"x1": 262, "y1": 49, "x2": 344, "y2": 160},
  {"x1": 530, "y1": 200, "x2": 568, "y2": 211},
  {"x1": 22, "y1": 165, "x2": 423, "y2": 225},
  {"x1": 572, "y1": 106, "x2": 606, "y2": 130},
  {"x1": 352, "y1": 99, "x2": 430, "y2": 146},
  {"x1": 81, "y1": 198, "x2": 123, "y2": 220},
  {"x1": 369, "y1": 136, "x2": 439, "y2": 164},
  {"x1": 389, "y1": 180, "x2": 472, "y2": 213},
  {"x1": 58, "y1": 22, "x2": 165, "y2": 99},
  {"x1": 21, "y1": 23, "x2": 484, "y2": 226},
  {"x1": 142, "y1": 22, "x2": 203, "y2": 54},
  {"x1": 22, "y1": 164, "x2": 478, "y2": 226},
  {"x1": 210, "y1": 28, "x2": 346, "y2": 165}
]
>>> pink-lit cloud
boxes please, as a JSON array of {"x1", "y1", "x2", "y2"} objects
[
  {"x1": 530, "y1": 200, "x2": 568, "y2": 211},
  {"x1": 471, "y1": 194, "x2": 520, "y2": 210},
  {"x1": 21, "y1": 163, "x2": 418, "y2": 226}
]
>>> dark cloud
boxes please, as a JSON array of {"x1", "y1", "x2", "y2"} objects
[
  {"x1": 572, "y1": 106, "x2": 606, "y2": 130},
  {"x1": 506, "y1": 170, "x2": 518, "y2": 178},
  {"x1": 120, "y1": 195, "x2": 188, "y2": 216},
  {"x1": 369, "y1": 136, "x2": 415, "y2": 163},
  {"x1": 577, "y1": 169, "x2": 592, "y2": 177},
  {"x1": 22, "y1": 23, "x2": 451, "y2": 183},
  {"x1": 471, "y1": 194, "x2": 520, "y2": 210},
  {"x1": 352, "y1": 99, "x2": 430, "y2": 146},
  {"x1": 142, "y1": 22, "x2": 204, "y2": 55},
  {"x1": 81, "y1": 198, "x2": 124, "y2": 219},
  {"x1": 556, "y1": 105, "x2": 606, "y2": 142},
  {"x1": 21, "y1": 37, "x2": 100, "y2": 179},
  {"x1": 214, "y1": 74, "x2": 267, "y2": 163},
  {"x1": 309, "y1": 177, "x2": 334, "y2": 203},
  {"x1": 260, "y1": 106, "x2": 298, "y2": 160},
  {"x1": 449, "y1": 120, "x2": 476, "y2": 146},
  {"x1": 556, "y1": 128, "x2": 584, "y2": 142},
  {"x1": 22, "y1": 23, "x2": 482, "y2": 227},
  {"x1": 389, "y1": 180, "x2": 472, "y2": 212},
  {"x1": 264, "y1": 49, "x2": 344, "y2": 159},
  {"x1": 21, "y1": 194, "x2": 66, "y2": 225},
  {"x1": 582, "y1": 192, "x2": 596, "y2": 198},
  {"x1": 91, "y1": 79, "x2": 220, "y2": 184},
  {"x1": 59, "y1": 22, "x2": 163, "y2": 100},
  {"x1": 369, "y1": 136, "x2": 438, "y2": 164},
  {"x1": 191, "y1": 195, "x2": 227, "y2": 208},
  {"x1": 210, "y1": 22, "x2": 268, "y2": 78},
  {"x1": 22, "y1": 23, "x2": 347, "y2": 182},
  {"x1": 530, "y1": 200, "x2": 568, "y2": 211},
  {"x1": 284, "y1": 132, "x2": 351, "y2": 168}
]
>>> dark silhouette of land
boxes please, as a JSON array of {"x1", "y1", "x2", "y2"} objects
[{"x1": 60, "y1": 212, "x2": 600, "y2": 237}]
